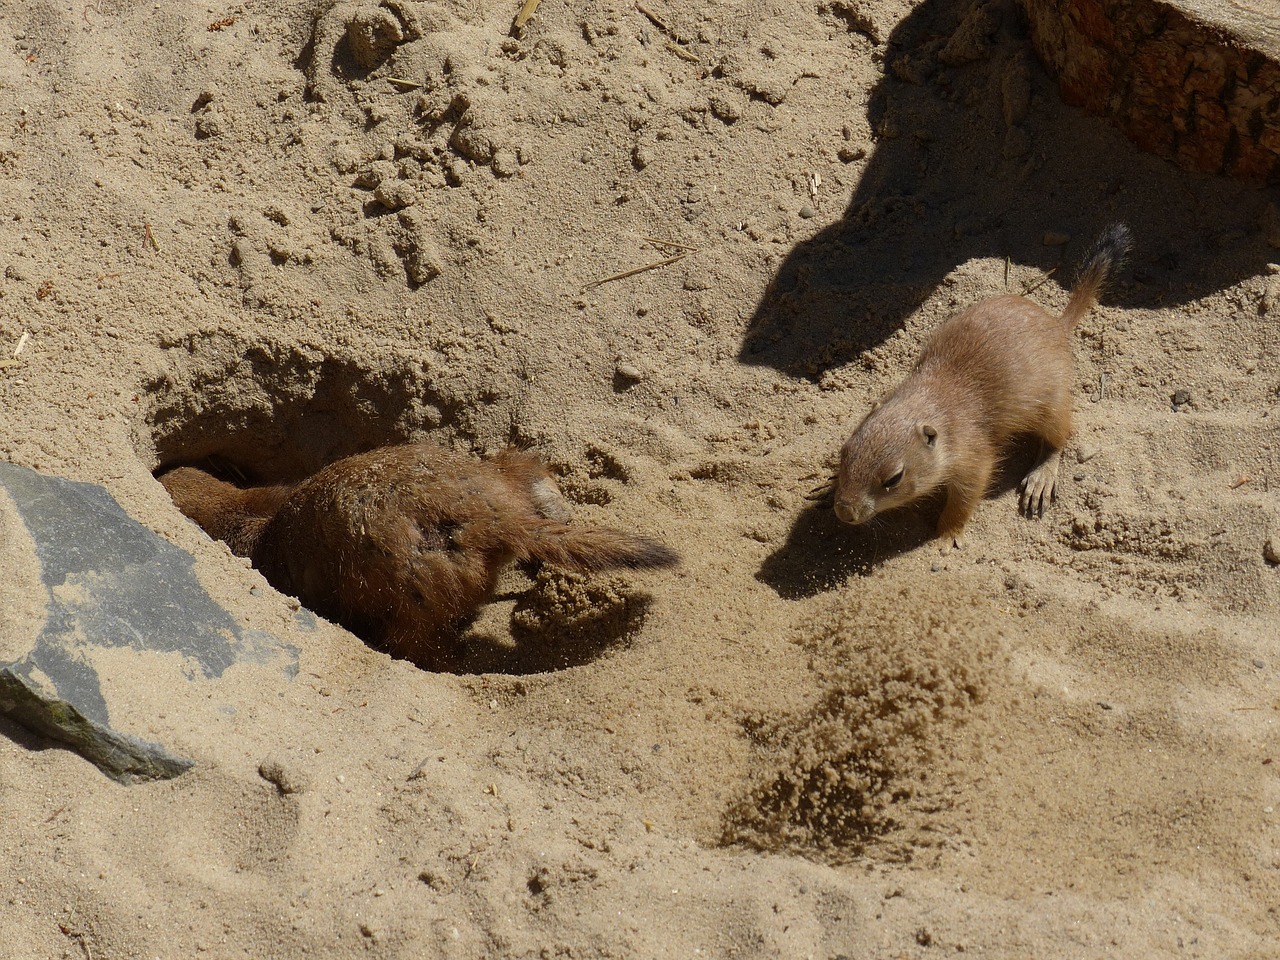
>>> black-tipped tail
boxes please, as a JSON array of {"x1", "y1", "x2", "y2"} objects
[{"x1": 1062, "y1": 222, "x2": 1132, "y2": 327}]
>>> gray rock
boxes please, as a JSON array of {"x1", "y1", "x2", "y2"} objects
[{"x1": 0, "y1": 463, "x2": 298, "y2": 784}]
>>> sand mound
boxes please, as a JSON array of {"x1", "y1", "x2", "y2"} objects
[{"x1": 724, "y1": 581, "x2": 998, "y2": 862}]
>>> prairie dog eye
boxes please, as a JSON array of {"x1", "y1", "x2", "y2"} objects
[{"x1": 884, "y1": 468, "x2": 904, "y2": 490}]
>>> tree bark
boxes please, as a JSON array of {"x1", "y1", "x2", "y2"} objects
[{"x1": 1018, "y1": 0, "x2": 1280, "y2": 182}]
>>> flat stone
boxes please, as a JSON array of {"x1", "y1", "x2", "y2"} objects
[{"x1": 0, "y1": 463, "x2": 299, "y2": 784}]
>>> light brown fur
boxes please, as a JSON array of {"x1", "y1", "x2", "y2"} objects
[
  {"x1": 833, "y1": 224, "x2": 1131, "y2": 548},
  {"x1": 160, "y1": 443, "x2": 679, "y2": 669}
]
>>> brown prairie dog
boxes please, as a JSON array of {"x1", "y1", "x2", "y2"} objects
[
  {"x1": 833, "y1": 224, "x2": 1131, "y2": 549},
  {"x1": 159, "y1": 443, "x2": 679, "y2": 670},
  {"x1": 157, "y1": 468, "x2": 294, "y2": 557}
]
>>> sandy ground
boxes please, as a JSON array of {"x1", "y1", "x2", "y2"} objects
[{"x1": 1, "y1": 0, "x2": 1279, "y2": 956}]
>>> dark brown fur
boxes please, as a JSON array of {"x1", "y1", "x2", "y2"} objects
[
  {"x1": 833, "y1": 224, "x2": 1131, "y2": 548},
  {"x1": 160, "y1": 444, "x2": 678, "y2": 669}
]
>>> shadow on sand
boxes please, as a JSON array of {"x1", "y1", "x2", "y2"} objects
[{"x1": 757, "y1": 434, "x2": 1050, "y2": 597}]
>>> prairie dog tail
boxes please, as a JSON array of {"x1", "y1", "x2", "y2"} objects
[
  {"x1": 1061, "y1": 223, "x2": 1132, "y2": 328},
  {"x1": 517, "y1": 520, "x2": 680, "y2": 572}
]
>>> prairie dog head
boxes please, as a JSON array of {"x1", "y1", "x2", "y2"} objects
[
  {"x1": 833, "y1": 406, "x2": 947, "y2": 525},
  {"x1": 159, "y1": 466, "x2": 236, "y2": 534}
]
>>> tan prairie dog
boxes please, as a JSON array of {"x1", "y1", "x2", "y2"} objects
[
  {"x1": 832, "y1": 224, "x2": 1131, "y2": 550},
  {"x1": 160, "y1": 443, "x2": 679, "y2": 670}
]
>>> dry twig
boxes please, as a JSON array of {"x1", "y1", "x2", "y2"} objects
[
  {"x1": 642, "y1": 236, "x2": 698, "y2": 252},
  {"x1": 804, "y1": 478, "x2": 834, "y2": 501},
  {"x1": 511, "y1": 0, "x2": 541, "y2": 35},
  {"x1": 583, "y1": 253, "x2": 686, "y2": 290},
  {"x1": 664, "y1": 42, "x2": 700, "y2": 63},
  {"x1": 1020, "y1": 265, "x2": 1058, "y2": 296},
  {"x1": 635, "y1": 2, "x2": 682, "y2": 42}
]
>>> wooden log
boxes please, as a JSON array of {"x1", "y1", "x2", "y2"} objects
[{"x1": 1017, "y1": 0, "x2": 1280, "y2": 182}]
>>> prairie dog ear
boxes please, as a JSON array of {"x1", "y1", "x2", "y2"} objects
[
  {"x1": 919, "y1": 423, "x2": 938, "y2": 447},
  {"x1": 855, "y1": 399, "x2": 883, "y2": 431}
]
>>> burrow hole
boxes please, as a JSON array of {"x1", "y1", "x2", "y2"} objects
[{"x1": 135, "y1": 332, "x2": 654, "y2": 675}]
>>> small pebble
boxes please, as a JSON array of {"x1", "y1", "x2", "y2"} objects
[
  {"x1": 707, "y1": 95, "x2": 740, "y2": 123},
  {"x1": 798, "y1": 205, "x2": 816, "y2": 219},
  {"x1": 491, "y1": 149, "x2": 519, "y2": 178},
  {"x1": 1042, "y1": 231, "x2": 1071, "y2": 246},
  {"x1": 374, "y1": 179, "x2": 417, "y2": 211},
  {"x1": 1072, "y1": 471, "x2": 1086, "y2": 481},
  {"x1": 1076, "y1": 444, "x2": 1100, "y2": 463},
  {"x1": 1264, "y1": 537, "x2": 1280, "y2": 566},
  {"x1": 1097, "y1": 701, "x2": 1113, "y2": 711},
  {"x1": 1171, "y1": 389, "x2": 1192, "y2": 409},
  {"x1": 1252, "y1": 658, "x2": 1266, "y2": 669},
  {"x1": 930, "y1": 563, "x2": 942, "y2": 573},
  {"x1": 615, "y1": 360, "x2": 644, "y2": 382}
]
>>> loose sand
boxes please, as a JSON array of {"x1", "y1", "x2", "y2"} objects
[{"x1": 1, "y1": 0, "x2": 1278, "y2": 956}]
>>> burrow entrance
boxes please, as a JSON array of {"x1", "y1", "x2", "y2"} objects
[{"x1": 137, "y1": 332, "x2": 657, "y2": 675}]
